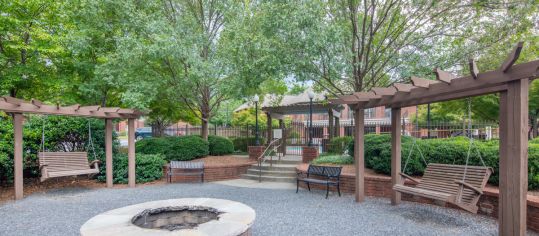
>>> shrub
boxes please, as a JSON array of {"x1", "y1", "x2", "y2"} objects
[
  {"x1": 327, "y1": 136, "x2": 353, "y2": 155},
  {"x1": 312, "y1": 154, "x2": 354, "y2": 165},
  {"x1": 208, "y1": 135, "x2": 234, "y2": 155},
  {"x1": 347, "y1": 134, "x2": 539, "y2": 190},
  {"x1": 136, "y1": 136, "x2": 209, "y2": 161},
  {"x1": 231, "y1": 137, "x2": 266, "y2": 152},
  {"x1": 97, "y1": 154, "x2": 166, "y2": 184}
]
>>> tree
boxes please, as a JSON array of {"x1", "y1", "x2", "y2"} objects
[
  {"x1": 251, "y1": 1, "x2": 536, "y2": 96},
  {"x1": 0, "y1": 0, "x2": 66, "y2": 99}
]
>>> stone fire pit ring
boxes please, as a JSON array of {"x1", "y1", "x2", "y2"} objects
[{"x1": 80, "y1": 198, "x2": 256, "y2": 236}]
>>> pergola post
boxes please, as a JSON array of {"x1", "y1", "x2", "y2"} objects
[
  {"x1": 328, "y1": 109, "x2": 334, "y2": 140},
  {"x1": 391, "y1": 108, "x2": 402, "y2": 205},
  {"x1": 354, "y1": 106, "x2": 365, "y2": 202},
  {"x1": 105, "y1": 118, "x2": 113, "y2": 188},
  {"x1": 13, "y1": 113, "x2": 24, "y2": 200},
  {"x1": 499, "y1": 79, "x2": 528, "y2": 235},
  {"x1": 334, "y1": 117, "x2": 340, "y2": 137},
  {"x1": 279, "y1": 119, "x2": 286, "y2": 155},
  {"x1": 266, "y1": 112, "x2": 272, "y2": 144},
  {"x1": 128, "y1": 118, "x2": 136, "y2": 188}
]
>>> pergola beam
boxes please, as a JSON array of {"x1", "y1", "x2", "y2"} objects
[
  {"x1": 434, "y1": 68, "x2": 455, "y2": 83},
  {"x1": 0, "y1": 98, "x2": 141, "y2": 119},
  {"x1": 411, "y1": 76, "x2": 438, "y2": 88},
  {"x1": 500, "y1": 41, "x2": 523, "y2": 72},
  {"x1": 393, "y1": 83, "x2": 416, "y2": 92},
  {"x1": 469, "y1": 58, "x2": 479, "y2": 79}
]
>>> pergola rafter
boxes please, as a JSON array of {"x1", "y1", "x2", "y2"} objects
[
  {"x1": 0, "y1": 97, "x2": 141, "y2": 119},
  {"x1": 0, "y1": 97, "x2": 143, "y2": 200},
  {"x1": 330, "y1": 42, "x2": 538, "y2": 235}
]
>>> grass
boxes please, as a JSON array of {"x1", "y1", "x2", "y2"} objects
[{"x1": 312, "y1": 154, "x2": 354, "y2": 165}]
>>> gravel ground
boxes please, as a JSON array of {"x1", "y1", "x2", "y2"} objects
[{"x1": 0, "y1": 183, "x2": 536, "y2": 236}]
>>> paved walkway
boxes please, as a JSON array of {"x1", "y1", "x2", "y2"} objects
[{"x1": 0, "y1": 182, "x2": 535, "y2": 236}]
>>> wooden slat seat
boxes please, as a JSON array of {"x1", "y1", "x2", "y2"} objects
[
  {"x1": 39, "y1": 152, "x2": 100, "y2": 182},
  {"x1": 167, "y1": 161, "x2": 204, "y2": 183},
  {"x1": 393, "y1": 163, "x2": 492, "y2": 213}
]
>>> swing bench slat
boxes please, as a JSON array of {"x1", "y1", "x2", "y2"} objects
[
  {"x1": 39, "y1": 152, "x2": 100, "y2": 182},
  {"x1": 393, "y1": 163, "x2": 492, "y2": 213}
]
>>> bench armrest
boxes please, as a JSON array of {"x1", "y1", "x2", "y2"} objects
[
  {"x1": 398, "y1": 172, "x2": 419, "y2": 184},
  {"x1": 39, "y1": 164, "x2": 48, "y2": 171},
  {"x1": 89, "y1": 160, "x2": 101, "y2": 166},
  {"x1": 296, "y1": 171, "x2": 307, "y2": 179},
  {"x1": 454, "y1": 180, "x2": 483, "y2": 194}
]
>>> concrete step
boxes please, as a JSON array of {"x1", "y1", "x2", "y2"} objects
[
  {"x1": 246, "y1": 169, "x2": 296, "y2": 177},
  {"x1": 252, "y1": 163, "x2": 298, "y2": 172},
  {"x1": 262, "y1": 158, "x2": 301, "y2": 165},
  {"x1": 240, "y1": 174, "x2": 296, "y2": 183}
]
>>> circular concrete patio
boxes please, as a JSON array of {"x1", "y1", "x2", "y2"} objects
[{"x1": 0, "y1": 181, "x2": 535, "y2": 236}]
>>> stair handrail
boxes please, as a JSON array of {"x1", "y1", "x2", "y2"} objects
[{"x1": 257, "y1": 138, "x2": 283, "y2": 182}]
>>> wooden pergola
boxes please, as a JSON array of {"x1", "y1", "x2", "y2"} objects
[
  {"x1": 0, "y1": 97, "x2": 142, "y2": 200},
  {"x1": 330, "y1": 42, "x2": 538, "y2": 235}
]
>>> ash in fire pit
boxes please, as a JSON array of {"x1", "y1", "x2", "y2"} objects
[{"x1": 131, "y1": 206, "x2": 222, "y2": 231}]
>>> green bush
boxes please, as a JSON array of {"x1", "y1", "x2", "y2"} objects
[
  {"x1": 97, "y1": 154, "x2": 166, "y2": 184},
  {"x1": 208, "y1": 135, "x2": 234, "y2": 156},
  {"x1": 0, "y1": 115, "x2": 117, "y2": 184},
  {"x1": 136, "y1": 135, "x2": 209, "y2": 161},
  {"x1": 231, "y1": 137, "x2": 266, "y2": 152},
  {"x1": 327, "y1": 136, "x2": 353, "y2": 154},
  {"x1": 346, "y1": 134, "x2": 539, "y2": 190},
  {"x1": 312, "y1": 154, "x2": 354, "y2": 165}
]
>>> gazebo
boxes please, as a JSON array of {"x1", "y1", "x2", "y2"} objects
[
  {"x1": 257, "y1": 91, "x2": 344, "y2": 153},
  {"x1": 330, "y1": 42, "x2": 537, "y2": 235},
  {"x1": 0, "y1": 97, "x2": 142, "y2": 200}
]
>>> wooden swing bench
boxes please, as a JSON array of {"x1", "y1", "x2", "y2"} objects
[
  {"x1": 393, "y1": 163, "x2": 492, "y2": 213},
  {"x1": 39, "y1": 152, "x2": 100, "y2": 182}
]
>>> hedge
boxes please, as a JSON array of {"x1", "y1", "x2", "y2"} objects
[
  {"x1": 208, "y1": 135, "x2": 234, "y2": 156},
  {"x1": 346, "y1": 134, "x2": 539, "y2": 190},
  {"x1": 313, "y1": 154, "x2": 354, "y2": 165},
  {"x1": 136, "y1": 135, "x2": 209, "y2": 161},
  {"x1": 0, "y1": 115, "x2": 117, "y2": 185},
  {"x1": 231, "y1": 137, "x2": 266, "y2": 152},
  {"x1": 97, "y1": 154, "x2": 166, "y2": 184},
  {"x1": 327, "y1": 136, "x2": 353, "y2": 155}
]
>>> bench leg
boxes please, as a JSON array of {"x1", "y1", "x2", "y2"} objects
[
  {"x1": 307, "y1": 182, "x2": 311, "y2": 191},
  {"x1": 296, "y1": 180, "x2": 299, "y2": 193},
  {"x1": 326, "y1": 183, "x2": 330, "y2": 199},
  {"x1": 337, "y1": 184, "x2": 341, "y2": 197},
  {"x1": 201, "y1": 173, "x2": 204, "y2": 183}
]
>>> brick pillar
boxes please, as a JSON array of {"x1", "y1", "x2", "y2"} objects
[
  {"x1": 302, "y1": 146, "x2": 319, "y2": 163},
  {"x1": 248, "y1": 146, "x2": 265, "y2": 161}
]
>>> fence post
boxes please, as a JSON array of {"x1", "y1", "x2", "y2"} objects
[
  {"x1": 214, "y1": 124, "x2": 217, "y2": 135},
  {"x1": 185, "y1": 124, "x2": 189, "y2": 135}
]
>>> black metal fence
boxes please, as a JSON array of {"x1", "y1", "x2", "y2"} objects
[{"x1": 164, "y1": 120, "x2": 499, "y2": 155}]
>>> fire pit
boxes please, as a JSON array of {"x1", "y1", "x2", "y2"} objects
[{"x1": 80, "y1": 198, "x2": 255, "y2": 236}]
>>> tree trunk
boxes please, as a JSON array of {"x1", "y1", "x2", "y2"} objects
[
  {"x1": 201, "y1": 116, "x2": 209, "y2": 140},
  {"x1": 151, "y1": 119, "x2": 167, "y2": 137}
]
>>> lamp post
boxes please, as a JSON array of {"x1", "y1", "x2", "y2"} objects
[
  {"x1": 308, "y1": 91, "x2": 315, "y2": 146},
  {"x1": 254, "y1": 95, "x2": 260, "y2": 146}
]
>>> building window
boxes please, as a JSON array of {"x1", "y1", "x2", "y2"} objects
[
  {"x1": 384, "y1": 108, "x2": 391, "y2": 118},
  {"x1": 365, "y1": 108, "x2": 375, "y2": 119}
]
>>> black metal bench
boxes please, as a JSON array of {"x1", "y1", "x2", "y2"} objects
[
  {"x1": 296, "y1": 165, "x2": 342, "y2": 198},
  {"x1": 167, "y1": 161, "x2": 204, "y2": 183}
]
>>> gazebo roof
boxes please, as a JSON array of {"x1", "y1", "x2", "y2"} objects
[
  {"x1": 235, "y1": 89, "x2": 343, "y2": 115},
  {"x1": 0, "y1": 96, "x2": 142, "y2": 119}
]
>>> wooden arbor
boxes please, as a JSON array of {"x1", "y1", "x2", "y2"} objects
[
  {"x1": 0, "y1": 97, "x2": 142, "y2": 200},
  {"x1": 330, "y1": 42, "x2": 538, "y2": 235}
]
